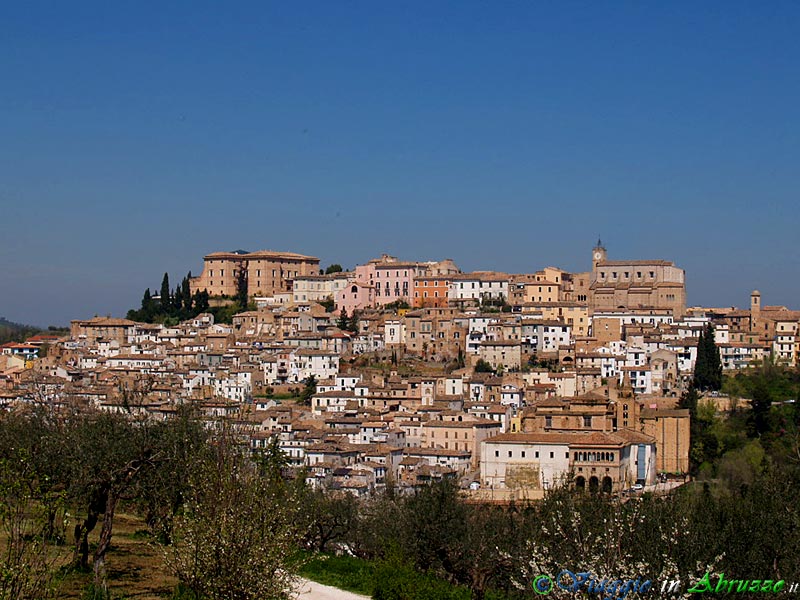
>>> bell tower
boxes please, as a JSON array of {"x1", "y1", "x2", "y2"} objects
[
  {"x1": 592, "y1": 238, "x2": 607, "y2": 270},
  {"x1": 750, "y1": 290, "x2": 761, "y2": 332}
]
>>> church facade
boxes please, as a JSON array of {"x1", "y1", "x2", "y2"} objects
[{"x1": 584, "y1": 241, "x2": 686, "y2": 317}]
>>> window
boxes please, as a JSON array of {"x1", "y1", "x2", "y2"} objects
[
  {"x1": 549, "y1": 451, "x2": 554, "y2": 459},
  {"x1": 583, "y1": 416, "x2": 592, "y2": 428},
  {"x1": 521, "y1": 451, "x2": 526, "y2": 458},
  {"x1": 495, "y1": 450, "x2": 499, "y2": 457},
  {"x1": 508, "y1": 451, "x2": 512, "y2": 457},
  {"x1": 535, "y1": 451, "x2": 539, "y2": 458},
  {"x1": 545, "y1": 416, "x2": 552, "y2": 428}
]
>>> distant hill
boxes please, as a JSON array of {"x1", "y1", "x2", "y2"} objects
[{"x1": 0, "y1": 317, "x2": 42, "y2": 344}]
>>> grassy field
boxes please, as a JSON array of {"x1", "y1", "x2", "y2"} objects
[
  {"x1": 299, "y1": 554, "x2": 376, "y2": 596},
  {"x1": 54, "y1": 513, "x2": 176, "y2": 600}
]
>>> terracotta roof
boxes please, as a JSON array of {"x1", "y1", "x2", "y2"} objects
[{"x1": 205, "y1": 250, "x2": 319, "y2": 261}]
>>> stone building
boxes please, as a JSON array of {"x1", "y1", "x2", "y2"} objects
[
  {"x1": 638, "y1": 407, "x2": 690, "y2": 474},
  {"x1": 581, "y1": 240, "x2": 686, "y2": 317},
  {"x1": 70, "y1": 317, "x2": 136, "y2": 345},
  {"x1": 189, "y1": 250, "x2": 320, "y2": 298}
]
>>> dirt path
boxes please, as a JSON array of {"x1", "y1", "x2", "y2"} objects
[{"x1": 295, "y1": 578, "x2": 371, "y2": 600}]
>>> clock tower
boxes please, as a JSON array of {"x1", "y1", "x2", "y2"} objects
[{"x1": 592, "y1": 238, "x2": 607, "y2": 269}]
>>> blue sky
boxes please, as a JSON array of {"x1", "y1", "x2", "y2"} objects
[{"x1": 2, "y1": 2, "x2": 799, "y2": 326}]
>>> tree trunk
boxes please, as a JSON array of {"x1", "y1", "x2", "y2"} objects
[
  {"x1": 44, "y1": 506, "x2": 57, "y2": 542},
  {"x1": 73, "y1": 507, "x2": 100, "y2": 570},
  {"x1": 73, "y1": 488, "x2": 107, "y2": 570},
  {"x1": 93, "y1": 491, "x2": 120, "y2": 590},
  {"x1": 470, "y1": 569, "x2": 489, "y2": 600}
]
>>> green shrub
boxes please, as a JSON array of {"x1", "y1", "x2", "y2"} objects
[{"x1": 372, "y1": 563, "x2": 471, "y2": 600}]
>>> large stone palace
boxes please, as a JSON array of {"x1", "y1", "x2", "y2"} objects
[{"x1": 189, "y1": 250, "x2": 320, "y2": 298}]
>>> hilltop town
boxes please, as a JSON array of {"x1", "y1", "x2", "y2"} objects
[{"x1": 2, "y1": 241, "x2": 798, "y2": 500}]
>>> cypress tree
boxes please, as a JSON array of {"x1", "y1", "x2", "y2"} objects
[
  {"x1": 694, "y1": 323, "x2": 723, "y2": 391},
  {"x1": 235, "y1": 268, "x2": 248, "y2": 310},
  {"x1": 348, "y1": 310, "x2": 360, "y2": 334},
  {"x1": 182, "y1": 275, "x2": 192, "y2": 310},
  {"x1": 705, "y1": 324, "x2": 722, "y2": 391},
  {"x1": 693, "y1": 327, "x2": 707, "y2": 390},
  {"x1": 337, "y1": 308, "x2": 349, "y2": 331},
  {"x1": 145, "y1": 288, "x2": 156, "y2": 320},
  {"x1": 141, "y1": 288, "x2": 152, "y2": 311},
  {"x1": 193, "y1": 290, "x2": 210, "y2": 313},
  {"x1": 680, "y1": 383, "x2": 699, "y2": 417},
  {"x1": 173, "y1": 285, "x2": 183, "y2": 311},
  {"x1": 160, "y1": 273, "x2": 171, "y2": 308}
]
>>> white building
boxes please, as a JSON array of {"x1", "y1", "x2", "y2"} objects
[
  {"x1": 290, "y1": 349, "x2": 340, "y2": 382},
  {"x1": 384, "y1": 319, "x2": 405, "y2": 346},
  {"x1": 480, "y1": 432, "x2": 572, "y2": 490},
  {"x1": 292, "y1": 272, "x2": 353, "y2": 303},
  {"x1": 449, "y1": 274, "x2": 510, "y2": 303}
]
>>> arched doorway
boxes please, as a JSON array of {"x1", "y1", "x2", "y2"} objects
[
  {"x1": 575, "y1": 476, "x2": 585, "y2": 490},
  {"x1": 602, "y1": 476, "x2": 613, "y2": 494},
  {"x1": 589, "y1": 476, "x2": 599, "y2": 493}
]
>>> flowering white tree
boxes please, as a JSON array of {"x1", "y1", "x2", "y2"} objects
[
  {"x1": 165, "y1": 436, "x2": 305, "y2": 600},
  {"x1": 515, "y1": 489, "x2": 724, "y2": 599}
]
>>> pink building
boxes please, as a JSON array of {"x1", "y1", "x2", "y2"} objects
[
  {"x1": 354, "y1": 254, "x2": 459, "y2": 307},
  {"x1": 336, "y1": 281, "x2": 375, "y2": 315}
]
